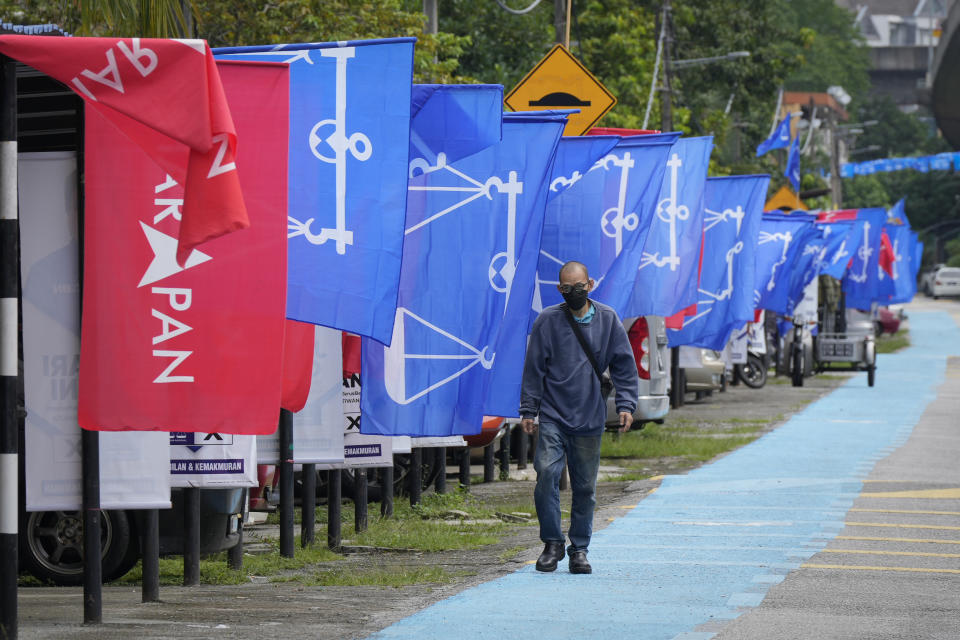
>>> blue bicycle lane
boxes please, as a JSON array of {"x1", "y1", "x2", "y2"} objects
[{"x1": 369, "y1": 310, "x2": 960, "y2": 640}]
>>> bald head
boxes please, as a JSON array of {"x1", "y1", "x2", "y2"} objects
[{"x1": 558, "y1": 261, "x2": 589, "y2": 282}]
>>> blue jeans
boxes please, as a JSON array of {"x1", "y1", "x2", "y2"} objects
[{"x1": 533, "y1": 421, "x2": 602, "y2": 553}]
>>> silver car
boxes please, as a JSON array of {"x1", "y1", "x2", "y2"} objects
[{"x1": 605, "y1": 315, "x2": 669, "y2": 429}]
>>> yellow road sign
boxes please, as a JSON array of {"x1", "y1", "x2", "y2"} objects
[{"x1": 504, "y1": 44, "x2": 617, "y2": 136}]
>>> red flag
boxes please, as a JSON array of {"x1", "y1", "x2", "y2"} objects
[
  {"x1": 78, "y1": 61, "x2": 289, "y2": 434},
  {"x1": 0, "y1": 35, "x2": 248, "y2": 264},
  {"x1": 281, "y1": 320, "x2": 315, "y2": 413},
  {"x1": 342, "y1": 333, "x2": 362, "y2": 378},
  {"x1": 879, "y1": 229, "x2": 895, "y2": 277},
  {"x1": 816, "y1": 209, "x2": 858, "y2": 222}
]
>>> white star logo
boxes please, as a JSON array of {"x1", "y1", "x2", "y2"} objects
[{"x1": 138, "y1": 221, "x2": 212, "y2": 287}]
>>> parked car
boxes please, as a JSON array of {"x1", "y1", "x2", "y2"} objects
[
  {"x1": 920, "y1": 263, "x2": 946, "y2": 296},
  {"x1": 605, "y1": 316, "x2": 670, "y2": 429},
  {"x1": 929, "y1": 266, "x2": 960, "y2": 299},
  {"x1": 682, "y1": 349, "x2": 726, "y2": 398},
  {"x1": 20, "y1": 487, "x2": 244, "y2": 586}
]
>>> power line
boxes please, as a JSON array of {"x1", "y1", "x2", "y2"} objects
[{"x1": 494, "y1": 0, "x2": 544, "y2": 15}]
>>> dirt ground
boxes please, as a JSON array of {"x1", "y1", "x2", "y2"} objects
[{"x1": 16, "y1": 371, "x2": 852, "y2": 640}]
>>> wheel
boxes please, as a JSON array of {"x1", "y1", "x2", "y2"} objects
[
  {"x1": 339, "y1": 468, "x2": 383, "y2": 503},
  {"x1": 20, "y1": 509, "x2": 134, "y2": 585},
  {"x1": 740, "y1": 354, "x2": 768, "y2": 389},
  {"x1": 867, "y1": 364, "x2": 876, "y2": 387},
  {"x1": 393, "y1": 451, "x2": 441, "y2": 497},
  {"x1": 791, "y1": 344, "x2": 804, "y2": 387}
]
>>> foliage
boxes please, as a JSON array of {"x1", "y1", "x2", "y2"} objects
[
  {"x1": 780, "y1": 0, "x2": 871, "y2": 103},
  {"x1": 843, "y1": 174, "x2": 890, "y2": 209},
  {"x1": 854, "y1": 95, "x2": 950, "y2": 161},
  {"x1": 195, "y1": 0, "x2": 472, "y2": 84},
  {"x1": 670, "y1": 0, "x2": 806, "y2": 165}
]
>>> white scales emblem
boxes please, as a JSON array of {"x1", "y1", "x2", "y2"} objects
[
  {"x1": 754, "y1": 230, "x2": 793, "y2": 306},
  {"x1": 248, "y1": 46, "x2": 371, "y2": 255},
  {"x1": 680, "y1": 203, "x2": 745, "y2": 328},
  {"x1": 534, "y1": 152, "x2": 637, "y2": 311},
  {"x1": 381, "y1": 152, "x2": 524, "y2": 405},
  {"x1": 639, "y1": 153, "x2": 688, "y2": 272},
  {"x1": 847, "y1": 222, "x2": 873, "y2": 284}
]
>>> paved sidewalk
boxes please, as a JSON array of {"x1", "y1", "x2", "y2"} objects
[{"x1": 370, "y1": 310, "x2": 960, "y2": 640}]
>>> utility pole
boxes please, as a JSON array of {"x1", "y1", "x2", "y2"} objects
[
  {"x1": 554, "y1": 0, "x2": 566, "y2": 46},
  {"x1": 660, "y1": 0, "x2": 673, "y2": 132},
  {"x1": 423, "y1": 0, "x2": 438, "y2": 35},
  {"x1": 828, "y1": 109, "x2": 843, "y2": 208}
]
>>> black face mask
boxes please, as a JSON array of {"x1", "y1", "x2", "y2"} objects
[{"x1": 562, "y1": 288, "x2": 589, "y2": 311}]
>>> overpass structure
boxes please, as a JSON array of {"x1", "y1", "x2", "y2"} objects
[{"x1": 932, "y1": 0, "x2": 960, "y2": 148}]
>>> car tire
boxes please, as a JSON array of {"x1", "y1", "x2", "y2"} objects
[{"x1": 20, "y1": 509, "x2": 134, "y2": 586}]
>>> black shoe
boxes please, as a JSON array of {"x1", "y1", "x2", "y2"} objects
[
  {"x1": 535, "y1": 542, "x2": 565, "y2": 572},
  {"x1": 568, "y1": 550, "x2": 592, "y2": 574}
]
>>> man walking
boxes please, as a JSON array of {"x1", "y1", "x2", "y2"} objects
[{"x1": 520, "y1": 261, "x2": 639, "y2": 574}]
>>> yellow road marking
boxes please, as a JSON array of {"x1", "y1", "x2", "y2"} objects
[
  {"x1": 618, "y1": 505, "x2": 638, "y2": 509},
  {"x1": 802, "y1": 563, "x2": 960, "y2": 575},
  {"x1": 524, "y1": 560, "x2": 536, "y2": 565},
  {"x1": 649, "y1": 475, "x2": 665, "y2": 482},
  {"x1": 846, "y1": 522, "x2": 960, "y2": 531},
  {"x1": 860, "y1": 488, "x2": 960, "y2": 499},
  {"x1": 823, "y1": 549, "x2": 960, "y2": 559},
  {"x1": 836, "y1": 536, "x2": 960, "y2": 545},
  {"x1": 849, "y1": 508, "x2": 960, "y2": 516}
]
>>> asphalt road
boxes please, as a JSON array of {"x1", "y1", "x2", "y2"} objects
[
  {"x1": 715, "y1": 298, "x2": 960, "y2": 640},
  {"x1": 370, "y1": 299, "x2": 960, "y2": 640}
]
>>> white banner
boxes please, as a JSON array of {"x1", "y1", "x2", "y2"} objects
[
  {"x1": 726, "y1": 325, "x2": 748, "y2": 365},
  {"x1": 411, "y1": 436, "x2": 467, "y2": 448},
  {"x1": 318, "y1": 372, "x2": 393, "y2": 469},
  {"x1": 258, "y1": 326, "x2": 345, "y2": 464},
  {"x1": 20, "y1": 152, "x2": 170, "y2": 511},
  {"x1": 169, "y1": 432, "x2": 257, "y2": 488},
  {"x1": 793, "y1": 279, "x2": 819, "y2": 326},
  {"x1": 747, "y1": 312, "x2": 766, "y2": 354}
]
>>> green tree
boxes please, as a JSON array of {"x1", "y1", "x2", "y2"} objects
[
  {"x1": 781, "y1": 0, "x2": 870, "y2": 103},
  {"x1": 842, "y1": 174, "x2": 890, "y2": 209}
]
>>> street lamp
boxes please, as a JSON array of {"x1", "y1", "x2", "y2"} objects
[
  {"x1": 658, "y1": 49, "x2": 751, "y2": 131},
  {"x1": 671, "y1": 50, "x2": 751, "y2": 69}
]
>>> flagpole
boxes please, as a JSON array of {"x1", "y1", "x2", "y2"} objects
[
  {"x1": 768, "y1": 86, "x2": 783, "y2": 137},
  {"x1": 0, "y1": 53, "x2": 19, "y2": 640}
]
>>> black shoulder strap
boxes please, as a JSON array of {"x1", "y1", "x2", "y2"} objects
[{"x1": 562, "y1": 303, "x2": 603, "y2": 383}]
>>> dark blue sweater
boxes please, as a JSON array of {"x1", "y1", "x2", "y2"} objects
[{"x1": 519, "y1": 301, "x2": 639, "y2": 435}]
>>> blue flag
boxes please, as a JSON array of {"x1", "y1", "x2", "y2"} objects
[
  {"x1": 360, "y1": 112, "x2": 566, "y2": 436},
  {"x1": 667, "y1": 174, "x2": 769, "y2": 349},
  {"x1": 546, "y1": 135, "x2": 620, "y2": 202},
  {"x1": 911, "y1": 234, "x2": 923, "y2": 282},
  {"x1": 817, "y1": 219, "x2": 864, "y2": 280},
  {"x1": 754, "y1": 213, "x2": 815, "y2": 313},
  {"x1": 843, "y1": 208, "x2": 888, "y2": 310},
  {"x1": 756, "y1": 113, "x2": 793, "y2": 157},
  {"x1": 535, "y1": 134, "x2": 677, "y2": 318},
  {"x1": 410, "y1": 84, "x2": 503, "y2": 165},
  {"x1": 782, "y1": 223, "x2": 827, "y2": 316},
  {"x1": 785, "y1": 133, "x2": 801, "y2": 191},
  {"x1": 625, "y1": 136, "x2": 714, "y2": 317},
  {"x1": 214, "y1": 39, "x2": 415, "y2": 344},
  {"x1": 887, "y1": 197, "x2": 910, "y2": 228}
]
